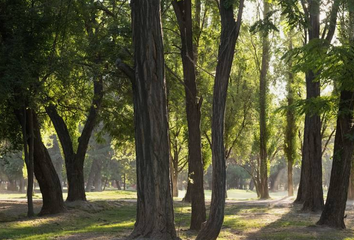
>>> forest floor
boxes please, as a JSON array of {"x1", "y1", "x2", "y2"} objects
[{"x1": 0, "y1": 190, "x2": 354, "y2": 240}]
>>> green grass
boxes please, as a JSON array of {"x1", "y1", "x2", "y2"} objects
[{"x1": 1, "y1": 190, "x2": 354, "y2": 240}]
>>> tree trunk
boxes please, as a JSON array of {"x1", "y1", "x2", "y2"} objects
[
  {"x1": 348, "y1": 161, "x2": 354, "y2": 200},
  {"x1": 182, "y1": 182, "x2": 192, "y2": 202},
  {"x1": 21, "y1": 107, "x2": 34, "y2": 217},
  {"x1": 259, "y1": 0, "x2": 270, "y2": 200},
  {"x1": 297, "y1": 0, "x2": 324, "y2": 212},
  {"x1": 93, "y1": 164, "x2": 102, "y2": 192},
  {"x1": 172, "y1": 171, "x2": 178, "y2": 197},
  {"x1": 86, "y1": 157, "x2": 103, "y2": 192},
  {"x1": 317, "y1": 90, "x2": 354, "y2": 228},
  {"x1": 30, "y1": 110, "x2": 65, "y2": 215},
  {"x1": 17, "y1": 108, "x2": 65, "y2": 215},
  {"x1": 288, "y1": 161, "x2": 294, "y2": 196},
  {"x1": 294, "y1": 163, "x2": 305, "y2": 203},
  {"x1": 116, "y1": 180, "x2": 122, "y2": 190},
  {"x1": 46, "y1": 77, "x2": 103, "y2": 202},
  {"x1": 172, "y1": 0, "x2": 206, "y2": 230},
  {"x1": 129, "y1": 0, "x2": 177, "y2": 239},
  {"x1": 317, "y1": 3, "x2": 354, "y2": 228},
  {"x1": 285, "y1": 34, "x2": 296, "y2": 197},
  {"x1": 196, "y1": 1, "x2": 244, "y2": 239},
  {"x1": 301, "y1": 71, "x2": 324, "y2": 212}
]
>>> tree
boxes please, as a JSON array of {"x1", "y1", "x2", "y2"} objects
[
  {"x1": 196, "y1": 0, "x2": 244, "y2": 239},
  {"x1": 258, "y1": 0, "x2": 271, "y2": 200},
  {"x1": 317, "y1": 1, "x2": 354, "y2": 228},
  {"x1": 129, "y1": 0, "x2": 177, "y2": 238},
  {"x1": 0, "y1": 0, "x2": 66, "y2": 215},
  {"x1": 172, "y1": 0, "x2": 206, "y2": 230},
  {"x1": 280, "y1": 0, "x2": 341, "y2": 211},
  {"x1": 284, "y1": 33, "x2": 298, "y2": 197}
]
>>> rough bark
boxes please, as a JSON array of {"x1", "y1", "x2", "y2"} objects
[
  {"x1": 196, "y1": 0, "x2": 244, "y2": 239},
  {"x1": 317, "y1": 3, "x2": 354, "y2": 228},
  {"x1": 296, "y1": 0, "x2": 341, "y2": 211},
  {"x1": 17, "y1": 109, "x2": 66, "y2": 215},
  {"x1": 259, "y1": 0, "x2": 270, "y2": 200},
  {"x1": 172, "y1": 0, "x2": 206, "y2": 230},
  {"x1": 317, "y1": 90, "x2": 354, "y2": 228},
  {"x1": 46, "y1": 77, "x2": 103, "y2": 202},
  {"x1": 129, "y1": 0, "x2": 177, "y2": 239}
]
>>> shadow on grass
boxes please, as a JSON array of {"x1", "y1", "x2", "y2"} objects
[
  {"x1": 244, "y1": 203, "x2": 354, "y2": 240},
  {"x1": 0, "y1": 201, "x2": 137, "y2": 240}
]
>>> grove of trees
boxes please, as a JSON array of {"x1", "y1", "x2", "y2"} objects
[{"x1": 1, "y1": 0, "x2": 354, "y2": 239}]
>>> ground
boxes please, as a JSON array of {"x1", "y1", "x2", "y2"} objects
[{"x1": 1, "y1": 189, "x2": 354, "y2": 239}]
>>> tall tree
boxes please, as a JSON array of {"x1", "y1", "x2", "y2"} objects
[
  {"x1": 16, "y1": 109, "x2": 65, "y2": 215},
  {"x1": 196, "y1": 0, "x2": 244, "y2": 239},
  {"x1": 317, "y1": 1, "x2": 354, "y2": 228},
  {"x1": 129, "y1": 0, "x2": 177, "y2": 238},
  {"x1": 280, "y1": 0, "x2": 341, "y2": 211},
  {"x1": 172, "y1": 0, "x2": 206, "y2": 230},
  {"x1": 46, "y1": 77, "x2": 103, "y2": 201},
  {"x1": 258, "y1": 0, "x2": 271, "y2": 199},
  {"x1": 284, "y1": 33, "x2": 298, "y2": 197}
]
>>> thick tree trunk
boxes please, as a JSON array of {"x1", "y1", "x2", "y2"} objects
[
  {"x1": 172, "y1": 0, "x2": 206, "y2": 230},
  {"x1": 196, "y1": 1, "x2": 244, "y2": 239},
  {"x1": 297, "y1": 0, "x2": 324, "y2": 212},
  {"x1": 317, "y1": 4, "x2": 354, "y2": 228},
  {"x1": 17, "y1": 109, "x2": 65, "y2": 215},
  {"x1": 259, "y1": 0, "x2": 270, "y2": 200},
  {"x1": 129, "y1": 0, "x2": 177, "y2": 239},
  {"x1": 301, "y1": 71, "x2": 324, "y2": 212},
  {"x1": 317, "y1": 90, "x2": 354, "y2": 228},
  {"x1": 296, "y1": 0, "x2": 341, "y2": 212},
  {"x1": 46, "y1": 77, "x2": 103, "y2": 202},
  {"x1": 31, "y1": 110, "x2": 65, "y2": 215}
]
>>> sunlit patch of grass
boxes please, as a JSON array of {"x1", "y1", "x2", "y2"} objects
[{"x1": 85, "y1": 190, "x2": 137, "y2": 201}]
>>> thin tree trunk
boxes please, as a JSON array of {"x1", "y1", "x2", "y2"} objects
[
  {"x1": 22, "y1": 107, "x2": 34, "y2": 217},
  {"x1": 172, "y1": 0, "x2": 206, "y2": 230},
  {"x1": 348, "y1": 161, "x2": 354, "y2": 200},
  {"x1": 285, "y1": 34, "x2": 296, "y2": 197},
  {"x1": 172, "y1": 172, "x2": 178, "y2": 197},
  {"x1": 259, "y1": 0, "x2": 270, "y2": 200},
  {"x1": 317, "y1": 90, "x2": 354, "y2": 228},
  {"x1": 129, "y1": 0, "x2": 177, "y2": 239},
  {"x1": 196, "y1": 1, "x2": 244, "y2": 239}
]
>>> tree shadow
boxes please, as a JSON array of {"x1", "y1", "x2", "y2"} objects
[{"x1": 244, "y1": 202, "x2": 354, "y2": 240}]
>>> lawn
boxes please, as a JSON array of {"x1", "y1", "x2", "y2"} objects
[{"x1": 1, "y1": 190, "x2": 354, "y2": 239}]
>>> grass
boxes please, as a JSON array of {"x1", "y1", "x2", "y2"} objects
[{"x1": 1, "y1": 190, "x2": 354, "y2": 239}]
